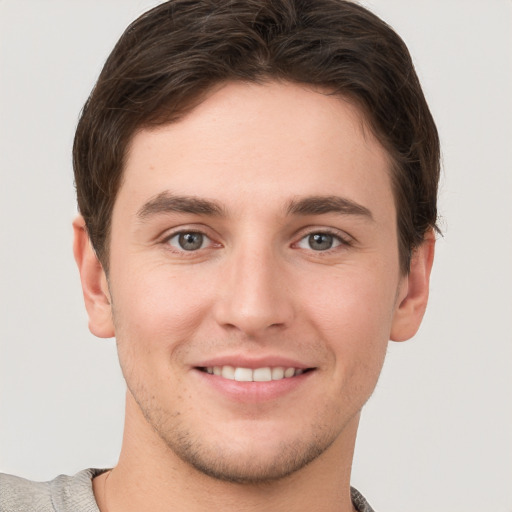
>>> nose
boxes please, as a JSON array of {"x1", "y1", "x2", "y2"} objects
[{"x1": 212, "y1": 242, "x2": 295, "y2": 337}]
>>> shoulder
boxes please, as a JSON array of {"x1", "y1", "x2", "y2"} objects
[
  {"x1": 0, "y1": 473, "x2": 54, "y2": 512},
  {"x1": 0, "y1": 469, "x2": 106, "y2": 512},
  {"x1": 351, "y1": 486, "x2": 376, "y2": 512}
]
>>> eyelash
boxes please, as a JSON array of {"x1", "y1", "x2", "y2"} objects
[
  {"x1": 163, "y1": 229, "x2": 217, "y2": 254},
  {"x1": 161, "y1": 228, "x2": 353, "y2": 255},
  {"x1": 293, "y1": 229, "x2": 353, "y2": 253}
]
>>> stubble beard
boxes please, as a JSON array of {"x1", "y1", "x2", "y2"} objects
[
  {"x1": 130, "y1": 386, "x2": 342, "y2": 485},
  {"x1": 164, "y1": 424, "x2": 337, "y2": 485}
]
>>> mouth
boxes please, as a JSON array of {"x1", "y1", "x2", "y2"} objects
[
  {"x1": 196, "y1": 366, "x2": 315, "y2": 382},
  {"x1": 193, "y1": 361, "x2": 317, "y2": 402}
]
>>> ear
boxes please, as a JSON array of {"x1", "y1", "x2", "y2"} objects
[
  {"x1": 390, "y1": 230, "x2": 436, "y2": 342},
  {"x1": 72, "y1": 216, "x2": 115, "y2": 338}
]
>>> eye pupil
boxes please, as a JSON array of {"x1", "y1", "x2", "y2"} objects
[
  {"x1": 309, "y1": 233, "x2": 333, "y2": 251},
  {"x1": 179, "y1": 232, "x2": 203, "y2": 251}
]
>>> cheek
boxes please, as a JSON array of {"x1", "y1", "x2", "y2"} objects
[
  {"x1": 302, "y1": 267, "x2": 397, "y2": 377},
  {"x1": 110, "y1": 266, "x2": 215, "y2": 361},
  {"x1": 307, "y1": 265, "x2": 397, "y2": 332}
]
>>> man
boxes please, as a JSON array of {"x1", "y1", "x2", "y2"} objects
[{"x1": 0, "y1": 0, "x2": 439, "y2": 510}]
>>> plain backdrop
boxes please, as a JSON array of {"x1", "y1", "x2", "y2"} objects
[{"x1": 1, "y1": 1, "x2": 511, "y2": 511}]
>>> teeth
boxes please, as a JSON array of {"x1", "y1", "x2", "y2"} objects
[
  {"x1": 284, "y1": 367, "x2": 295, "y2": 378},
  {"x1": 221, "y1": 365, "x2": 235, "y2": 380},
  {"x1": 253, "y1": 367, "x2": 272, "y2": 382},
  {"x1": 271, "y1": 367, "x2": 284, "y2": 380},
  {"x1": 234, "y1": 367, "x2": 253, "y2": 382},
  {"x1": 204, "y1": 366, "x2": 306, "y2": 381}
]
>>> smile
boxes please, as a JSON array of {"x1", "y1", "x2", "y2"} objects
[{"x1": 198, "y1": 366, "x2": 311, "y2": 382}]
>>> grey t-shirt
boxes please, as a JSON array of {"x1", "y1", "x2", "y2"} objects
[{"x1": 0, "y1": 469, "x2": 375, "y2": 511}]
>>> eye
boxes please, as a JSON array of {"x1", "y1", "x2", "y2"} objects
[
  {"x1": 296, "y1": 232, "x2": 344, "y2": 251},
  {"x1": 167, "y1": 231, "x2": 210, "y2": 251}
]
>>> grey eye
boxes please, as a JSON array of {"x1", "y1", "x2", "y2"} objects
[
  {"x1": 296, "y1": 232, "x2": 342, "y2": 251},
  {"x1": 308, "y1": 233, "x2": 334, "y2": 251},
  {"x1": 169, "y1": 232, "x2": 207, "y2": 251}
]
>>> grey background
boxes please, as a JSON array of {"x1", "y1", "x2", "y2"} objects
[{"x1": 1, "y1": 1, "x2": 511, "y2": 511}]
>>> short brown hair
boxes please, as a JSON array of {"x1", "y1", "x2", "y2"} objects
[{"x1": 73, "y1": 0, "x2": 440, "y2": 273}]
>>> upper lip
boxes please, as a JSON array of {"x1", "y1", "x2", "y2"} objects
[{"x1": 194, "y1": 355, "x2": 314, "y2": 370}]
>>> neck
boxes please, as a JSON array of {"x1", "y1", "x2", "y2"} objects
[{"x1": 94, "y1": 392, "x2": 359, "y2": 512}]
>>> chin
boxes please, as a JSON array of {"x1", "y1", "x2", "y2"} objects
[
  {"x1": 158, "y1": 420, "x2": 341, "y2": 485},
  {"x1": 174, "y1": 440, "x2": 328, "y2": 484}
]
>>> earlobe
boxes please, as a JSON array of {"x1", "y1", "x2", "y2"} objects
[
  {"x1": 390, "y1": 230, "x2": 436, "y2": 342},
  {"x1": 72, "y1": 216, "x2": 115, "y2": 338}
]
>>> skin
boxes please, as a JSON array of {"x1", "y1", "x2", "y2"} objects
[{"x1": 74, "y1": 81, "x2": 434, "y2": 512}]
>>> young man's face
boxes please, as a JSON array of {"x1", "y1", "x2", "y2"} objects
[{"x1": 78, "y1": 81, "x2": 431, "y2": 483}]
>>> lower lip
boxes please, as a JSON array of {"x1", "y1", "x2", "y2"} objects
[{"x1": 193, "y1": 369, "x2": 315, "y2": 403}]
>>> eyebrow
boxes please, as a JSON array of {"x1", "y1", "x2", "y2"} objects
[
  {"x1": 136, "y1": 192, "x2": 373, "y2": 222},
  {"x1": 286, "y1": 195, "x2": 374, "y2": 220},
  {"x1": 137, "y1": 192, "x2": 225, "y2": 220}
]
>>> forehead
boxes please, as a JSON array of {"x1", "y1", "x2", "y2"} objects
[{"x1": 119, "y1": 81, "x2": 394, "y2": 219}]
